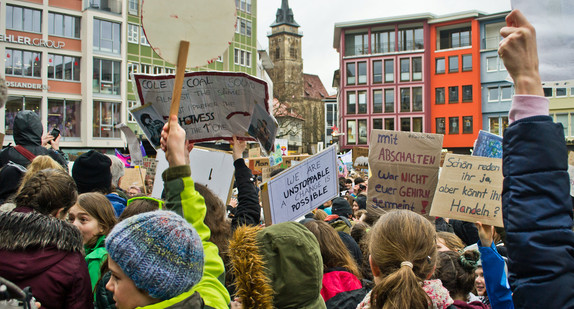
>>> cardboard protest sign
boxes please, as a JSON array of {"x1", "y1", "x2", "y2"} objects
[
  {"x1": 120, "y1": 168, "x2": 147, "y2": 192},
  {"x1": 430, "y1": 154, "x2": 503, "y2": 227},
  {"x1": 352, "y1": 147, "x2": 369, "y2": 168},
  {"x1": 141, "y1": 0, "x2": 236, "y2": 68},
  {"x1": 247, "y1": 154, "x2": 311, "y2": 175},
  {"x1": 367, "y1": 130, "x2": 443, "y2": 216},
  {"x1": 131, "y1": 72, "x2": 277, "y2": 153},
  {"x1": 151, "y1": 148, "x2": 234, "y2": 204},
  {"x1": 248, "y1": 147, "x2": 261, "y2": 158},
  {"x1": 261, "y1": 145, "x2": 338, "y2": 225},
  {"x1": 473, "y1": 130, "x2": 503, "y2": 159}
]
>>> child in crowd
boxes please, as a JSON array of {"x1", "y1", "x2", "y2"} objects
[{"x1": 68, "y1": 192, "x2": 117, "y2": 291}]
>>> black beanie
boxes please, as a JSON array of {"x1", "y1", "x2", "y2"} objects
[
  {"x1": 72, "y1": 150, "x2": 112, "y2": 194},
  {"x1": 356, "y1": 195, "x2": 367, "y2": 210},
  {"x1": 332, "y1": 197, "x2": 353, "y2": 218}
]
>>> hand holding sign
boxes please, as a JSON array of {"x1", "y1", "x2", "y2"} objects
[{"x1": 161, "y1": 115, "x2": 189, "y2": 167}]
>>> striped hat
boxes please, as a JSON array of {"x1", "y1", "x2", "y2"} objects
[{"x1": 106, "y1": 210, "x2": 204, "y2": 300}]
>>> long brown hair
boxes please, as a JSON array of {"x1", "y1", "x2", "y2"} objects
[
  {"x1": 369, "y1": 210, "x2": 437, "y2": 309},
  {"x1": 15, "y1": 168, "x2": 77, "y2": 216},
  {"x1": 76, "y1": 192, "x2": 117, "y2": 247},
  {"x1": 194, "y1": 183, "x2": 231, "y2": 261},
  {"x1": 304, "y1": 220, "x2": 361, "y2": 278},
  {"x1": 434, "y1": 250, "x2": 480, "y2": 301},
  {"x1": 437, "y1": 231, "x2": 465, "y2": 252}
]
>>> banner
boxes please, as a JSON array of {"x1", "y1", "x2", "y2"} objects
[
  {"x1": 131, "y1": 72, "x2": 277, "y2": 153},
  {"x1": 367, "y1": 130, "x2": 443, "y2": 216},
  {"x1": 261, "y1": 145, "x2": 338, "y2": 225},
  {"x1": 430, "y1": 154, "x2": 504, "y2": 227}
]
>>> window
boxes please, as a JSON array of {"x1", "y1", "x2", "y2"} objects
[
  {"x1": 489, "y1": 116, "x2": 509, "y2": 135},
  {"x1": 246, "y1": 0, "x2": 252, "y2": 13},
  {"x1": 5, "y1": 96, "x2": 41, "y2": 135},
  {"x1": 449, "y1": 117, "x2": 459, "y2": 134},
  {"x1": 543, "y1": 87, "x2": 553, "y2": 97},
  {"x1": 238, "y1": 0, "x2": 251, "y2": 13},
  {"x1": 345, "y1": 33, "x2": 368, "y2": 56},
  {"x1": 384, "y1": 59, "x2": 394, "y2": 83},
  {"x1": 140, "y1": 27, "x2": 149, "y2": 46},
  {"x1": 347, "y1": 92, "x2": 356, "y2": 114},
  {"x1": 400, "y1": 88, "x2": 410, "y2": 112},
  {"x1": 385, "y1": 118, "x2": 395, "y2": 130},
  {"x1": 384, "y1": 89, "x2": 394, "y2": 113},
  {"x1": 47, "y1": 99, "x2": 81, "y2": 138},
  {"x1": 484, "y1": 22, "x2": 504, "y2": 49},
  {"x1": 435, "y1": 88, "x2": 445, "y2": 104},
  {"x1": 462, "y1": 54, "x2": 472, "y2": 71},
  {"x1": 127, "y1": 24, "x2": 139, "y2": 43},
  {"x1": 372, "y1": 30, "x2": 395, "y2": 53},
  {"x1": 412, "y1": 87, "x2": 423, "y2": 112},
  {"x1": 499, "y1": 59, "x2": 507, "y2": 71},
  {"x1": 555, "y1": 114, "x2": 570, "y2": 137},
  {"x1": 487, "y1": 57, "x2": 498, "y2": 71},
  {"x1": 413, "y1": 118, "x2": 423, "y2": 132},
  {"x1": 246, "y1": 20, "x2": 252, "y2": 37},
  {"x1": 412, "y1": 57, "x2": 422, "y2": 81},
  {"x1": 373, "y1": 119, "x2": 383, "y2": 130},
  {"x1": 153, "y1": 66, "x2": 163, "y2": 75},
  {"x1": 346, "y1": 63, "x2": 356, "y2": 85},
  {"x1": 358, "y1": 62, "x2": 367, "y2": 84},
  {"x1": 449, "y1": 56, "x2": 458, "y2": 73},
  {"x1": 326, "y1": 103, "x2": 337, "y2": 127},
  {"x1": 127, "y1": 62, "x2": 139, "y2": 80},
  {"x1": 48, "y1": 12, "x2": 80, "y2": 38},
  {"x1": 237, "y1": 18, "x2": 252, "y2": 37},
  {"x1": 165, "y1": 67, "x2": 175, "y2": 74},
  {"x1": 358, "y1": 120, "x2": 368, "y2": 144},
  {"x1": 93, "y1": 58, "x2": 121, "y2": 95},
  {"x1": 398, "y1": 27, "x2": 423, "y2": 51},
  {"x1": 6, "y1": 5, "x2": 42, "y2": 33},
  {"x1": 358, "y1": 91, "x2": 367, "y2": 114},
  {"x1": 127, "y1": 101, "x2": 138, "y2": 123},
  {"x1": 93, "y1": 101, "x2": 121, "y2": 138},
  {"x1": 347, "y1": 120, "x2": 356, "y2": 144},
  {"x1": 400, "y1": 58, "x2": 410, "y2": 81},
  {"x1": 128, "y1": 0, "x2": 139, "y2": 15},
  {"x1": 401, "y1": 118, "x2": 411, "y2": 131},
  {"x1": 373, "y1": 60, "x2": 382, "y2": 84},
  {"x1": 488, "y1": 87, "x2": 499, "y2": 101},
  {"x1": 556, "y1": 88, "x2": 567, "y2": 97},
  {"x1": 571, "y1": 87, "x2": 574, "y2": 96},
  {"x1": 140, "y1": 64, "x2": 151, "y2": 74},
  {"x1": 462, "y1": 116, "x2": 473, "y2": 134},
  {"x1": 462, "y1": 85, "x2": 472, "y2": 102},
  {"x1": 48, "y1": 54, "x2": 80, "y2": 81},
  {"x1": 93, "y1": 19, "x2": 121, "y2": 54},
  {"x1": 501, "y1": 86, "x2": 512, "y2": 100},
  {"x1": 436, "y1": 58, "x2": 445, "y2": 74},
  {"x1": 5, "y1": 49, "x2": 42, "y2": 78},
  {"x1": 436, "y1": 117, "x2": 445, "y2": 134},
  {"x1": 439, "y1": 26, "x2": 471, "y2": 50},
  {"x1": 449, "y1": 86, "x2": 459, "y2": 103},
  {"x1": 373, "y1": 90, "x2": 383, "y2": 113},
  {"x1": 234, "y1": 48, "x2": 252, "y2": 67}
]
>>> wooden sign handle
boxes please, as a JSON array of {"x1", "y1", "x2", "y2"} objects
[{"x1": 169, "y1": 40, "x2": 190, "y2": 117}]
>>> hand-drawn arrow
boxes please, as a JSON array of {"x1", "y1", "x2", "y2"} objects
[
  {"x1": 208, "y1": 168, "x2": 213, "y2": 180},
  {"x1": 203, "y1": 123, "x2": 209, "y2": 133},
  {"x1": 226, "y1": 111, "x2": 251, "y2": 120}
]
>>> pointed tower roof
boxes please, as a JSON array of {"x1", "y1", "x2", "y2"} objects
[{"x1": 270, "y1": 0, "x2": 300, "y2": 27}]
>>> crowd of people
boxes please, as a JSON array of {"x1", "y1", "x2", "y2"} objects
[{"x1": 0, "y1": 10, "x2": 573, "y2": 309}]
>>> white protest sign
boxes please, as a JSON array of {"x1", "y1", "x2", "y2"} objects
[
  {"x1": 430, "y1": 154, "x2": 503, "y2": 227},
  {"x1": 569, "y1": 165, "x2": 574, "y2": 197},
  {"x1": 262, "y1": 145, "x2": 338, "y2": 225},
  {"x1": 132, "y1": 72, "x2": 277, "y2": 152},
  {"x1": 141, "y1": 0, "x2": 236, "y2": 68},
  {"x1": 151, "y1": 148, "x2": 235, "y2": 204}
]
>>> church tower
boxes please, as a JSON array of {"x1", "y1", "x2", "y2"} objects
[{"x1": 267, "y1": 0, "x2": 304, "y2": 100}]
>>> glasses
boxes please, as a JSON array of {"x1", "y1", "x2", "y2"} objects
[{"x1": 127, "y1": 196, "x2": 164, "y2": 210}]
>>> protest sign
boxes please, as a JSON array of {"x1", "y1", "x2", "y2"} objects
[
  {"x1": 276, "y1": 139, "x2": 288, "y2": 156},
  {"x1": 151, "y1": 147, "x2": 234, "y2": 203},
  {"x1": 248, "y1": 147, "x2": 261, "y2": 158},
  {"x1": 116, "y1": 123, "x2": 144, "y2": 165},
  {"x1": 568, "y1": 165, "x2": 574, "y2": 197},
  {"x1": 352, "y1": 147, "x2": 369, "y2": 168},
  {"x1": 430, "y1": 154, "x2": 503, "y2": 227},
  {"x1": 261, "y1": 165, "x2": 282, "y2": 183},
  {"x1": 367, "y1": 130, "x2": 443, "y2": 216},
  {"x1": 269, "y1": 143, "x2": 283, "y2": 167},
  {"x1": 339, "y1": 150, "x2": 353, "y2": 171},
  {"x1": 247, "y1": 154, "x2": 311, "y2": 175},
  {"x1": 473, "y1": 130, "x2": 503, "y2": 159},
  {"x1": 131, "y1": 72, "x2": 277, "y2": 152},
  {"x1": 261, "y1": 145, "x2": 338, "y2": 225},
  {"x1": 121, "y1": 167, "x2": 147, "y2": 192}
]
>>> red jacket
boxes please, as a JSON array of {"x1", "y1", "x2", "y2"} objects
[
  {"x1": 0, "y1": 210, "x2": 93, "y2": 309},
  {"x1": 321, "y1": 269, "x2": 362, "y2": 302}
]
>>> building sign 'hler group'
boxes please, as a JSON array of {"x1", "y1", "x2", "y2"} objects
[{"x1": 0, "y1": 34, "x2": 65, "y2": 49}]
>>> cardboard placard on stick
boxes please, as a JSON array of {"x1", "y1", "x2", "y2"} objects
[
  {"x1": 170, "y1": 40, "x2": 190, "y2": 116},
  {"x1": 261, "y1": 145, "x2": 338, "y2": 226},
  {"x1": 120, "y1": 167, "x2": 147, "y2": 192},
  {"x1": 430, "y1": 154, "x2": 503, "y2": 227},
  {"x1": 367, "y1": 130, "x2": 443, "y2": 216}
]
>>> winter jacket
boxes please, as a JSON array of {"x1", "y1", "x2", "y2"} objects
[
  {"x1": 94, "y1": 271, "x2": 116, "y2": 309},
  {"x1": 478, "y1": 240, "x2": 513, "y2": 309},
  {"x1": 230, "y1": 222, "x2": 327, "y2": 309},
  {"x1": 0, "y1": 210, "x2": 93, "y2": 309},
  {"x1": 159, "y1": 165, "x2": 230, "y2": 309},
  {"x1": 86, "y1": 235, "x2": 108, "y2": 291},
  {"x1": 231, "y1": 158, "x2": 261, "y2": 230},
  {"x1": 106, "y1": 193, "x2": 127, "y2": 217},
  {"x1": 325, "y1": 280, "x2": 372, "y2": 309},
  {"x1": 321, "y1": 268, "x2": 362, "y2": 302},
  {"x1": 502, "y1": 113, "x2": 574, "y2": 308},
  {"x1": 0, "y1": 110, "x2": 68, "y2": 170}
]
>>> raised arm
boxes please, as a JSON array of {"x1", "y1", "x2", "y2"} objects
[{"x1": 230, "y1": 136, "x2": 261, "y2": 230}]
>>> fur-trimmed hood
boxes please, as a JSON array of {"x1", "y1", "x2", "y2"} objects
[{"x1": 229, "y1": 222, "x2": 326, "y2": 309}]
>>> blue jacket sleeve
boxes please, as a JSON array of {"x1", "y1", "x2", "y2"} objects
[
  {"x1": 478, "y1": 241, "x2": 513, "y2": 309},
  {"x1": 502, "y1": 115, "x2": 574, "y2": 308}
]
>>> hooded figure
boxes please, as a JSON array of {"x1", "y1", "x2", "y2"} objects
[
  {"x1": 229, "y1": 222, "x2": 327, "y2": 309},
  {"x1": 0, "y1": 110, "x2": 67, "y2": 169}
]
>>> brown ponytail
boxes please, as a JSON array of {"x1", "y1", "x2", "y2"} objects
[{"x1": 369, "y1": 210, "x2": 437, "y2": 309}]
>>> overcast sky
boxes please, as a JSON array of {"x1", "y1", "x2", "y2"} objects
[{"x1": 257, "y1": 0, "x2": 512, "y2": 94}]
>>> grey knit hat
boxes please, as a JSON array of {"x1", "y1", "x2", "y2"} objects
[{"x1": 106, "y1": 211, "x2": 204, "y2": 300}]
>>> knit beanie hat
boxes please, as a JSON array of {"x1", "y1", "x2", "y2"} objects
[
  {"x1": 72, "y1": 150, "x2": 112, "y2": 194},
  {"x1": 106, "y1": 210, "x2": 204, "y2": 300},
  {"x1": 332, "y1": 197, "x2": 353, "y2": 218}
]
